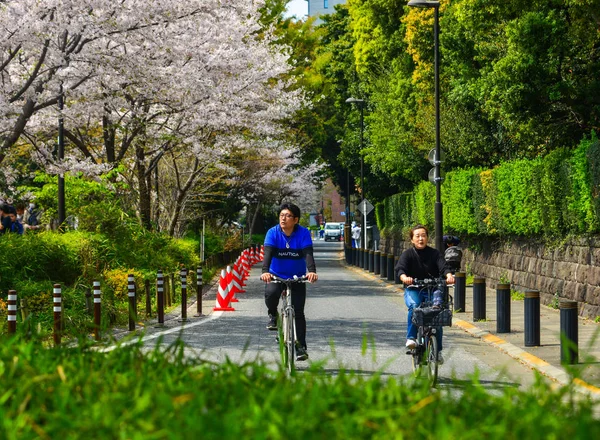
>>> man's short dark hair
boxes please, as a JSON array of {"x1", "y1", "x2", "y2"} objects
[{"x1": 279, "y1": 203, "x2": 301, "y2": 219}]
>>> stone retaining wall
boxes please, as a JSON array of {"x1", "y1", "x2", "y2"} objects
[{"x1": 379, "y1": 236, "x2": 600, "y2": 319}]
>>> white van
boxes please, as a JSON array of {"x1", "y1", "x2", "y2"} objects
[{"x1": 324, "y1": 222, "x2": 344, "y2": 241}]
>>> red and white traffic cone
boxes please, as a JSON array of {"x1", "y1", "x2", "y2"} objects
[
  {"x1": 226, "y1": 265, "x2": 239, "y2": 303},
  {"x1": 259, "y1": 245, "x2": 264, "y2": 262},
  {"x1": 213, "y1": 269, "x2": 235, "y2": 311},
  {"x1": 232, "y1": 262, "x2": 245, "y2": 293}
]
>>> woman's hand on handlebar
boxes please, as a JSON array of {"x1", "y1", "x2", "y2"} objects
[
  {"x1": 260, "y1": 273, "x2": 273, "y2": 283},
  {"x1": 399, "y1": 274, "x2": 413, "y2": 285},
  {"x1": 446, "y1": 273, "x2": 455, "y2": 285},
  {"x1": 306, "y1": 272, "x2": 318, "y2": 283}
]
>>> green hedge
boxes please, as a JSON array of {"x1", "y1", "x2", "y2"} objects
[{"x1": 379, "y1": 134, "x2": 600, "y2": 237}]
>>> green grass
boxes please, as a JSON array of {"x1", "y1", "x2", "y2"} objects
[{"x1": 0, "y1": 337, "x2": 598, "y2": 439}]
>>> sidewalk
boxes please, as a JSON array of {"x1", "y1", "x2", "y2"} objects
[{"x1": 346, "y1": 263, "x2": 600, "y2": 399}]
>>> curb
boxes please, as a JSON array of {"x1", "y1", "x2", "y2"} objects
[
  {"x1": 453, "y1": 319, "x2": 600, "y2": 399},
  {"x1": 343, "y1": 260, "x2": 600, "y2": 399}
]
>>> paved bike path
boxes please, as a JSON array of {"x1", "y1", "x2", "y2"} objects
[{"x1": 114, "y1": 243, "x2": 538, "y2": 391}]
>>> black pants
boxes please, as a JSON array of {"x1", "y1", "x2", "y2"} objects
[{"x1": 265, "y1": 282, "x2": 307, "y2": 349}]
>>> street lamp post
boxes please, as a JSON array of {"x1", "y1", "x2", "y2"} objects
[
  {"x1": 345, "y1": 97, "x2": 367, "y2": 252},
  {"x1": 408, "y1": 0, "x2": 444, "y2": 251}
]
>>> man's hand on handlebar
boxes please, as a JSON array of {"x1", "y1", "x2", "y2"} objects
[
  {"x1": 306, "y1": 272, "x2": 318, "y2": 283},
  {"x1": 446, "y1": 273, "x2": 455, "y2": 285},
  {"x1": 260, "y1": 273, "x2": 273, "y2": 283}
]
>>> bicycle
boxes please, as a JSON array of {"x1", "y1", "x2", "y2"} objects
[
  {"x1": 408, "y1": 278, "x2": 453, "y2": 386},
  {"x1": 270, "y1": 275, "x2": 309, "y2": 373}
]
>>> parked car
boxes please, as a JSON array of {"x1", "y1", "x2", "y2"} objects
[{"x1": 324, "y1": 222, "x2": 344, "y2": 241}]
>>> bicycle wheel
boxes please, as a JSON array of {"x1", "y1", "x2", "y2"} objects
[
  {"x1": 285, "y1": 308, "x2": 295, "y2": 373},
  {"x1": 280, "y1": 309, "x2": 288, "y2": 367},
  {"x1": 426, "y1": 332, "x2": 439, "y2": 386},
  {"x1": 411, "y1": 327, "x2": 424, "y2": 377}
]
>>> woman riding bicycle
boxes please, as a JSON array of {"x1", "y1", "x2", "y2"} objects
[
  {"x1": 260, "y1": 203, "x2": 318, "y2": 361},
  {"x1": 395, "y1": 224, "x2": 454, "y2": 363}
]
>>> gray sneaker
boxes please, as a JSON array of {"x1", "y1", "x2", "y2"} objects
[{"x1": 266, "y1": 315, "x2": 277, "y2": 331}]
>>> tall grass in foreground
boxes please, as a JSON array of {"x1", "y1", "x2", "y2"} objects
[{"x1": 0, "y1": 338, "x2": 598, "y2": 439}]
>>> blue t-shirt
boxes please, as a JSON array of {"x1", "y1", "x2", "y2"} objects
[{"x1": 264, "y1": 224, "x2": 313, "y2": 278}]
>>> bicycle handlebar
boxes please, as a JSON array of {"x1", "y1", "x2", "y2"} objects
[
  {"x1": 411, "y1": 278, "x2": 446, "y2": 288},
  {"x1": 270, "y1": 275, "x2": 309, "y2": 284}
]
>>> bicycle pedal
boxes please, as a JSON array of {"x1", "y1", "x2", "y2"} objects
[{"x1": 406, "y1": 350, "x2": 414, "y2": 355}]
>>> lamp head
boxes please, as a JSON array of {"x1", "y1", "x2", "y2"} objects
[{"x1": 407, "y1": 0, "x2": 440, "y2": 8}]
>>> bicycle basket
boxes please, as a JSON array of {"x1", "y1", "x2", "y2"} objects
[{"x1": 412, "y1": 307, "x2": 453, "y2": 327}]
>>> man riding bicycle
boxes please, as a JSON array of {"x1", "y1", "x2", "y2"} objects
[
  {"x1": 260, "y1": 203, "x2": 318, "y2": 361},
  {"x1": 395, "y1": 224, "x2": 454, "y2": 364}
]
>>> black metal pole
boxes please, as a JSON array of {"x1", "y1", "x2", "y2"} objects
[
  {"x1": 433, "y1": 6, "x2": 443, "y2": 252},
  {"x1": 57, "y1": 84, "x2": 66, "y2": 227},
  {"x1": 559, "y1": 300, "x2": 578, "y2": 364},
  {"x1": 524, "y1": 290, "x2": 540, "y2": 346},
  {"x1": 387, "y1": 254, "x2": 394, "y2": 282},
  {"x1": 454, "y1": 272, "x2": 466, "y2": 312},
  {"x1": 374, "y1": 250, "x2": 380, "y2": 275},
  {"x1": 473, "y1": 277, "x2": 486, "y2": 321},
  {"x1": 496, "y1": 283, "x2": 511, "y2": 333},
  {"x1": 380, "y1": 252, "x2": 387, "y2": 279}
]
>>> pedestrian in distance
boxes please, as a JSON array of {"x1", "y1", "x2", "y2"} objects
[
  {"x1": 0, "y1": 204, "x2": 12, "y2": 234},
  {"x1": 395, "y1": 224, "x2": 454, "y2": 364},
  {"x1": 443, "y1": 235, "x2": 463, "y2": 274},
  {"x1": 260, "y1": 202, "x2": 318, "y2": 361},
  {"x1": 351, "y1": 221, "x2": 361, "y2": 248}
]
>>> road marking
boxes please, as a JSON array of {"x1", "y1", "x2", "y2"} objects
[{"x1": 97, "y1": 312, "x2": 222, "y2": 352}]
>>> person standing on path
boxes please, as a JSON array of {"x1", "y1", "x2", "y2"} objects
[{"x1": 260, "y1": 203, "x2": 318, "y2": 361}]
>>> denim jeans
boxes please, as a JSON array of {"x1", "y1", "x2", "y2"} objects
[{"x1": 404, "y1": 287, "x2": 443, "y2": 351}]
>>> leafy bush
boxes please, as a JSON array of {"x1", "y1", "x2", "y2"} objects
[{"x1": 380, "y1": 133, "x2": 600, "y2": 238}]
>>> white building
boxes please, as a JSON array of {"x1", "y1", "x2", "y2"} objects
[{"x1": 306, "y1": 0, "x2": 346, "y2": 24}]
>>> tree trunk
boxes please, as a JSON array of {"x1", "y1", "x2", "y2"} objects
[
  {"x1": 249, "y1": 200, "x2": 261, "y2": 236},
  {"x1": 135, "y1": 146, "x2": 152, "y2": 230}
]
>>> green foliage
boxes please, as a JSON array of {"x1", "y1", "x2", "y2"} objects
[
  {"x1": 0, "y1": 340, "x2": 598, "y2": 438},
  {"x1": 379, "y1": 135, "x2": 600, "y2": 237}
]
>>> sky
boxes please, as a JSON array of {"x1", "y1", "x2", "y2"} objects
[{"x1": 285, "y1": 0, "x2": 308, "y2": 19}]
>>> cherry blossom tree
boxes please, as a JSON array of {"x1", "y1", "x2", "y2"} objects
[{"x1": 1, "y1": 0, "x2": 315, "y2": 232}]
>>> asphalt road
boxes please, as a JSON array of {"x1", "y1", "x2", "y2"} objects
[{"x1": 141, "y1": 240, "x2": 542, "y2": 391}]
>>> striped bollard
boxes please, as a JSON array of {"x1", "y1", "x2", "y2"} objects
[
  {"x1": 128, "y1": 274, "x2": 136, "y2": 331},
  {"x1": 179, "y1": 268, "x2": 188, "y2": 322},
  {"x1": 7, "y1": 290, "x2": 17, "y2": 334},
  {"x1": 195, "y1": 265, "x2": 203, "y2": 317},
  {"x1": 53, "y1": 284, "x2": 62, "y2": 346},
  {"x1": 93, "y1": 281, "x2": 101, "y2": 341},
  {"x1": 156, "y1": 270, "x2": 165, "y2": 325}
]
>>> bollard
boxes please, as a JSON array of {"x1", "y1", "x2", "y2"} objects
[
  {"x1": 472, "y1": 277, "x2": 486, "y2": 321},
  {"x1": 358, "y1": 249, "x2": 363, "y2": 269},
  {"x1": 454, "y1": 272, "x2": 466, "y2": 312},
  {"x1": 93, "y1": 281, "x2": 101, "y2": 341},
  {"x1": 496, "y1": 283, "x2": 511, "y2": 333},
  {"x1": 195, "y1": 265, "x2": 203, "y2": 317},
  {"x1": 524, "y1": 290, "x2": 540, "y2": 347},
  {"x1": 128, "y1": 274, "x2": 136, "y2": 331},
  {"x1": 157, "y1": 270, "x2": 165, "y2": 325},
  {"x1": 394, "y1": 257, "x2": 401, "y2": 284},
  {"x1": 368, "y1": 250, "x2": 374, "y2": 272},
  {"x1": 380, "y1": 253, "x2": 387, "y2": 279},
  {"x1": 180, "y1": 268, "x2": 188, "y2": 322},
  {"x1": 53, "y1": 284, "x2": 62, "y2": 346},
  {"x1": 374, "y1": 250, "x2": 381, "y2": 275},
  {"x1": 560, "y1": 300, "x2": 578, "y2": 364},
  {"x1": 7, "y1": 290, "x2": 17, "y2": 335},
  {"x1": 387, "y1": 254, "x2": 395, "y2": 282}
]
